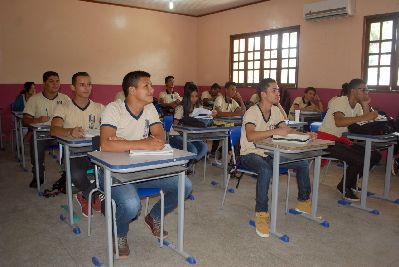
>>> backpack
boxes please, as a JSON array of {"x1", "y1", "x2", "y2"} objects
[
  {"x1": 180, "y1": 116, "x2": 213, "y2": 127},
  {"x1": 348, "y1": 112, "x2": 396, "y2": 135}
]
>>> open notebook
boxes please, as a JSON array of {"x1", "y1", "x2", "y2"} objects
[
  {"x1": 129, "y1": 144, "x2": 174, "y2": 156},
  {"x1": 272, "y1": 134, "x2": 310, "y2": 145}
]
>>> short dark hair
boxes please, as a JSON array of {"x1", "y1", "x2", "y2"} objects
[
  {"x1": 224, "y1": 81, "x2": 236, "y2": 89},
  {"x1": 211, "y1": 83, "x2": 221, "y2": 90},
  {"x1": 72, "y1": 72, "x2": 90, "y2": 86},
  {"x1": 43, "y1": 71, "x2": 59, "y2": 82},
  {"x1": 165, "y1": 76, "x2": 174, "y2": 84},
  {"x1": 305, "y1": 87, "x2": 316, "y2": 94},
  {"x1": 341, "y1": 79, "x2": 366, "y2": 95},
  {"x1": 122, "y1": 71, "x2": 151, "y2": 97},
  {"x1": 23, "y1": 82, "x2": 35, "y2": 93},
  {"x1": 256, "y1": 78, "x2": 276, "y2": 96}
]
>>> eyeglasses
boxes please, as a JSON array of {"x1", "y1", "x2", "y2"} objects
[{"x1": 357, "y1": 87, "x2": 369, "y2": 93}]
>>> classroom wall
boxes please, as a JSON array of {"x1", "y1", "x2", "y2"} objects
[
  {"x1": 1, "y1": 0, "x2": 399, "y2": 139},
  {"x1": 197, "y1": 0, "x2": 399, "y2": 88}
]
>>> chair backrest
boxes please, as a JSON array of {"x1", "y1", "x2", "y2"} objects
[
  {"x1": 320, "y1": 112, "x2": 327, "y2": 120},
  {"x1": 229, "y1": 126, "x2": 242, "y2": 149},
  {"x1": 310, "y1": 122, "x2": 322, "y2": 132},
  {"x1": 163, "y1": 115, "x2": 174, "y2": 132},
  {"x1": 92, "y1": 135, "x2": 101, "y2": 151}
]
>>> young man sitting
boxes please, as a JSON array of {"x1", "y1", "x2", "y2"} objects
[
  {"x1": 159, "y1": 75, "x2": 182, "y2": 116},
  {"x1": 318, "y1": 79, "x2": 381, "y2": 201},
  {"x1": 240, "y1": 78, "x2": 317, "y2": 238},
  {"x1": 99, "y1": 71, "x2": 192, "y2": 257},
  {"x1": 201, "y1": 83, "x2": 222, "y2": 108},
  {"x1": 51, "y1": 72, "x2": 104, "y2": 216},
  {"x1": 213, "y1": 81, "x2": 246, "y2": 117},
  {"x1": 288, "y1": 86, "x2": 323, "y2": 120},
  {"x1": 23, "y1": 71, "x2": 70, "y2": 188}
]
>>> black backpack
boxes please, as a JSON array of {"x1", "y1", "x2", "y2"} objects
[{"x1": 348, "y1": 112, "x2": 396, "y2": 135}]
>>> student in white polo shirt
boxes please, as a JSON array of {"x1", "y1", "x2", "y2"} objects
[
  {"x1": 240, "y1": 78, "x2": 316, "y2": 238},
  {"x1": 318, "y1": 79, "x2": 381, "y2": 201},
  {"x1": 99, "y1": 71, "x2": 192, "y2": 258},
  {"x1": 23, "y1": 71, "x2": 70, "y2": 188},
  {"x1": 288, "y1": 87, "x2": 323, "y2": 120},
  {"x1": 210, "y1": 81, "x2": 247, "y2": 156},
  {"x1": 159, "y1": 75, "x2": 182, "y2": 115},
  {"x1": 201, "y1": 83, "x2": 222, "y2": 108},
  {"x1": 51, "y1": 72, "x2": 104, "y2": 217}
]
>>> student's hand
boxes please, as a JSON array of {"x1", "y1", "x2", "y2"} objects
[
  {"x1": 211, "y1": 109, "x2": 217, "y2": 117},
  {"x1": 307, "y1": 132, "x2": 318, "y2": 140},
  {"x1": 146, "y1": 136, "x2": 165, "y2": 150},
  {"x1": 71, "y1": 127, "x2": 84, "y2": 138},
  {"x1": 39, "y1": 116, "x2": 50, "y2": 123},
  {"x1": 363, "y1": 111, "x2": 378, "y2": 121},
  {"x1": 108, "y1": 136, "x2": 126, "y2": 141},
  {"x1": 171, "y1": 102, "x2": 178, "y2": 109},
  {"x1": 274, "y1": 127, "x2": 294, "y2": 136},
  {"x1": 233, "y1": 92, "x2": 243, "y2": 102},
  {"x1": 313, "y1": 95, "x2": 320, "y2": 104}
]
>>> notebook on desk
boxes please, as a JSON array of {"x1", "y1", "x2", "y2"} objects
[
  {"x1": 84, "y1": 129, "x2": 100, "y2": 138},
  {"x1": 272, "y1": 134, "x2": 310, "y2": 145},
  {"x1": 129, "y1": 144, "x2": 174, "y2": 156}
]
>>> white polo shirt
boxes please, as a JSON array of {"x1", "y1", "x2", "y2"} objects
[
  {"x1": 23, "y1": 92, "x2": 70, "y2": 119},
  {"x1": 101, "y1": 99, "x2": 161, "y2": 140}
]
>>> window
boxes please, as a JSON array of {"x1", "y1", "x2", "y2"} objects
[
  {"x1": 230, "y1": 26, "x2": 299, "y2": 87},
  {"x1": 363, "y1": 13, "x2": 399, "y2": 91}
]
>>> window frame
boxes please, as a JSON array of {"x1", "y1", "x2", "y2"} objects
[
  {"x1": 362, "y1": 12, "x2": 399, "y2": 92},
  {"x1": 229, "y1": 25, "x2": 300, "y2": 88}
]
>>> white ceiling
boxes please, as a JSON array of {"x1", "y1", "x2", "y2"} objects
[{"x1": 86, "y1": 0, "x2": 267, "y2": 17}]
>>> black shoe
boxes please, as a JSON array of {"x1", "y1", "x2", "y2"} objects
[{"x1": 337, "y1": 185, "x2": 360, "y2": 201}]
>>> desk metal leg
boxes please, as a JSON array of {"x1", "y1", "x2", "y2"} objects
[
  {"x1": 15, "y1": 117, "x2": 21, "y2": 161},
  {"x1": 177, "y1": 171, "x2": 185, "y2": 251},
  {"x1": 104, "y1": 169, "x2": 113, "y2": 267},
  {"x1": 182, "y1": 132, "x2": 187, "y2": 151},
  {"x1": 34, "y1": 130, "x2": 41, "y2": 192},
  {"x1": 345, "y1": 140, "x2": 379, "y2": 214},
  {"x1": 19, "y1": 120, "x2": 26, "y2": 171},
  {"x1": 291, "y1": 156, "x2": 329, "y2": 227},
  {"x1": 367, "y1": 144, "x2": 399, "y2": 204},
  {"x1": 222, "y1": 135, "x2": 228, "y2": 188},
  {"x1": 64, "y1": 145, "x2": 74, "y2": 225},
  {"x1": 270, "y1": 150, "x2": 288, "y2": 241}
]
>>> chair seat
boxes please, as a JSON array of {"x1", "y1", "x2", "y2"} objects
[{"x1": 137, "y1": 188, "x2": 162, "y2": 198}]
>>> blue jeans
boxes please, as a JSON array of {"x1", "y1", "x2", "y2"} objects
[
  {"x1": 98, "y1": 169, "x2": 192, "y2": 237},
  {"x1": 169, "y1": 135, "x2": 208, "y2": 162},
  {"x1": 241, "y1": 153, "x2": 311, "y2": 213}
]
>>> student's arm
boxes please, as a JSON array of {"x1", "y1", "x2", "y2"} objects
[
  {"x1": 233, "y1": 92, "x2": 246, "y2": 114},
  {"x1": 50, "y1": 117, "x2": 84, "y2": 138},
  {"x1": 100, "y1": 126, "x2": 164, "y2": 152},
  {"x1": 334, "y1": 111, "x2": 378, "y2": 127},
  {"x1": 245, "y1": 123, "x2": 294, "y2": 142},
  {"x1": 277, "y1": 103, "x2": 288, "y2": 120},
  {"x1": 22, "y1": 114, "x2": 49, "y2": 126}
]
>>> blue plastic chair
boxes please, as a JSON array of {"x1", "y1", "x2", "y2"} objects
[
  {"x1": 221, "y1": 126, "x2": 292, "y2": 212},
  {"x1": 310, "y1": 122, "x2": 322, "y2": 132},
  {"x1": 162, "y1": 115, "x2": 174, "y2": 143}
]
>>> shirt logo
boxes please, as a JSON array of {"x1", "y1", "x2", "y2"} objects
[
  {"x1": 57, "y1": 100, "x2": 63, "y2": 104},
  {"x1": 143, "y1": 119, "x2": 150, "y2": 138}
]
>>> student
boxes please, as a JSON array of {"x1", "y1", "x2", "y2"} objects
[
  {"x1": 12, "y1": 82, "x2": 36, "y2": 112},
  {"x1": 51, "y1": 72, "x2": 104, "y2": 216},
  {"x1": 114, "y1": 91, "x2": 125, "y2": 101},
  {"x1": 288, "y1": 86, "x2": 323, "y2": 120},
  {"x1": 240, "y1": 78, "x2": 316, "y2": 238},
  {"x1": 169, "y1": 82, "x2": 213, "y2": 173},
  {"x1": 201, "y1": 83, "x2": 222, "y2": 107},
  {"x1": 159, "y1": 75, "x2": 182, "y2": 115},
  {"x1": 210, "y1": 81, "x2": 247, "y2": 157},
  {"x1": 99, "y1": 71, "x2": 192, "y2": 257},
  {"x1": 213, "y1": 81, "x2": 246, "y2": 117},
  {"x1": 318, "y1": 79, "x2": 381, "y2": 200},
  {"x1": 23, "y1": 71, "x2": 70, "y2": 188}
]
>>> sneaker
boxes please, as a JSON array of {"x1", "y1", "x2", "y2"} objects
[
  {"x1": 337, "y1": 185, "x2": 360, "y2": 202},
  {"x1": 92, "y1": 194, "x2": 103, "y2": 213},
  {"x1": 29, "y1": 177, "x2": 43, "y2": 188},
  {"x1": 295, "y1": 199, "x2": 312, "y2": 214},
  {"x1": 75, "y1": 192, "x2": 89, "y2": 217},
  {"x1": 113, "y1": 236, "x2": 130, "y2": 258},
  {"x1": 255, "y1": 212, "x2": 269, "y2": 238},
  {"x1": 144, "y1": 214, "x2": 168, "y2": 239}
]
